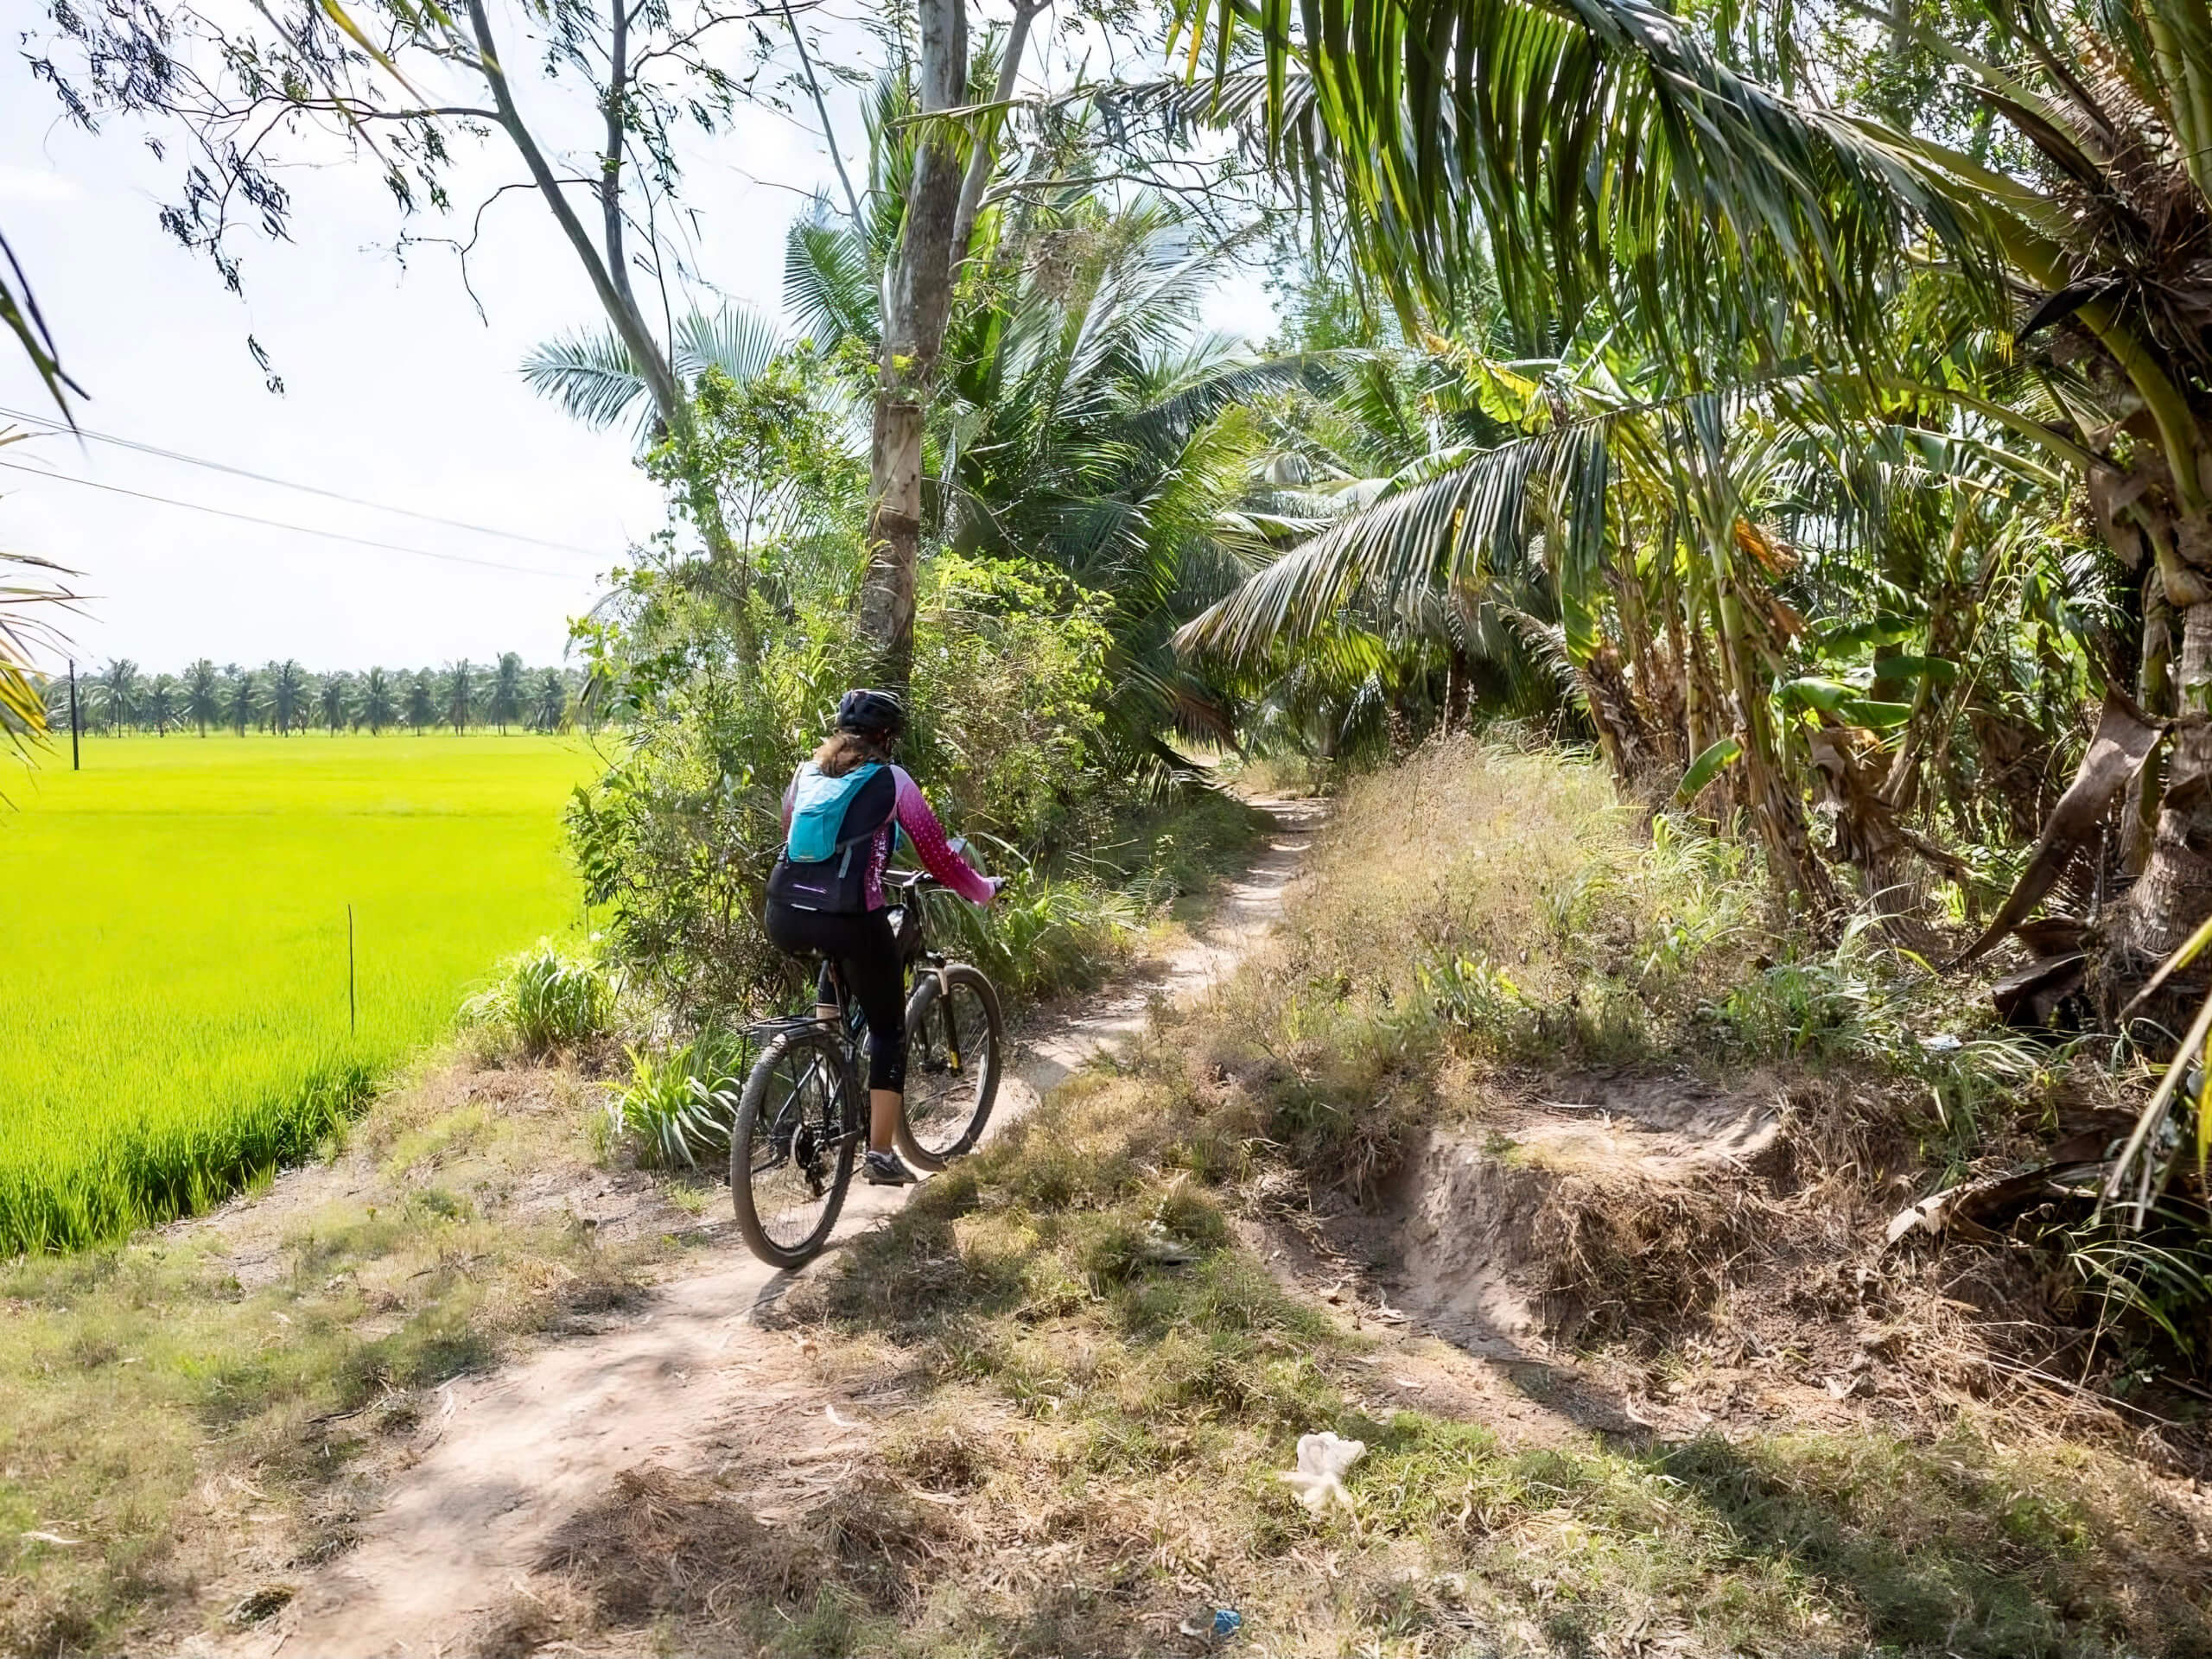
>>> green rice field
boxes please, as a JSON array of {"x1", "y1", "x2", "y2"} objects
[{"x1": 0, "y1": 735, "x2": 602, "y2": 1254}]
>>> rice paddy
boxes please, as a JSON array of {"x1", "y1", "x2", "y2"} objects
[{"x1": 0, "y1": 734, "x2": 601, "y2": 1253}]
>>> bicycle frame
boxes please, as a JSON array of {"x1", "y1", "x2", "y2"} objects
[{"x1": 746, "y1": 869, "x2": 950, "y2": 1095}]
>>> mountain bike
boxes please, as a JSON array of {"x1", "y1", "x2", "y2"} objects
[{"x1": 730, "y1": 870, "x2": 1005, "y2": 1269}]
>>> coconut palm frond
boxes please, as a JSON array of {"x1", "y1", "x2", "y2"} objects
[
  {"x1": 520, "y1": 327, "x2": 657, "y2": 443},
  {"x1": 0, "y1": 548, "x2": 81, "y2": 754},
  {"x1": 1176, "y1": 435, "x2": 1563, "y2": 667},
  {"x1": 524, "y1": 304, "x2": 783, "y2": 451},
  {"x1": 785, "y1": 211, "x2": 883, "y2": 352},
  {"x1": 1168, "y1": 0, "x2": 1999, "y2": 349},
  {"x1": 674, "y1": 302, "x2": 782, "y2": 386}
]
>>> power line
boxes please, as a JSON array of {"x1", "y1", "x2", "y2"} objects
[
  {"x1": 0, "y1": 402, "x2": 613, "y2": 558},
  {"x1": 0, "y1": 459, "x2": 590, "y2": 580}
]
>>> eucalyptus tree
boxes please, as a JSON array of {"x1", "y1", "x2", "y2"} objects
[
  {"x1": 361, "y1": 667, "x2": 396, "y2": 735},
  {"x1": 31, "y1": 0, "x2": 781, "y2": 549},
  {"x1": 29, "y1": 0, "x2": 1064, "y2": 670},
  {"x1": 184, "y1": 658, "x2": 219, "y2": 736}
]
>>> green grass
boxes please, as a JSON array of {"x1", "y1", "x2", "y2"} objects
[{"x1": 0, "y1": 734, "x2": 601, "y2": 1252}]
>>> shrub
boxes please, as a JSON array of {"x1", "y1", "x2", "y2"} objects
[
  {"x1": 569, "y1": 552, "x2": 1135, "y2": 1025},
  {"x1": 462, "y1": 939, "x2": 615, "y2": 1058}
]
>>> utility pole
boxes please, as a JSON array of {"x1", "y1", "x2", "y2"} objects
[{"x1": 67, "y1": 660, "x2": 79, "y2": 771}]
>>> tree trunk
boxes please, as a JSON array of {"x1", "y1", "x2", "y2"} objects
[
  {"x1": 861, "y1": 0, "x2": 969, "y2": 682},
  {"x1": 2123, "y1": 594, "x2": 2212, "y2": 958}
]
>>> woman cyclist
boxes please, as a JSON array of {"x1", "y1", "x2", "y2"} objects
[{"x1": 765, "y1": 688, "x2": 999, "y2": 1186}]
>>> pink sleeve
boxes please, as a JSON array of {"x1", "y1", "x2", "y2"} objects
[{"x1": 892, "y1": 768, "x2": 995, "y2": 904}]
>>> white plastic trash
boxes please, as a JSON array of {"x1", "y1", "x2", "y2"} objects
[{"x1": 1277, "y1": 1430, "x2": 1366, "y2": 1511}]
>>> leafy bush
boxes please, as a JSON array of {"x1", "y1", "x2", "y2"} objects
[
  {"x1": 605, "y1": 1031, "x2": 749, "y2": 1169},
  {"x1": 570, "y1": 548, "x2": 1135, "y2": 1023},
  {"x1": 462, "y1": 939, "x2": 615, "y2": 1058}
]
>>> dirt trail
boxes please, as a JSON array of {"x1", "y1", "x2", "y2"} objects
[{"x1": 219, "y1": 803, "x2": 1320, "y2": 1659}]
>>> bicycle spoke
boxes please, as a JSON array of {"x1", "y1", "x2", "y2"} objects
[{"x1": 746, "y1": 1043, "x2": 851, "y2": 1252}]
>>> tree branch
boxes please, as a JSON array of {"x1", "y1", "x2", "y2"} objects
[
  {"x1": 950, "y1": 0, "x2": 1045, "y2": 273},
  {"x1": 461, "y1": 0, "x2": 682, "y2": 428}
]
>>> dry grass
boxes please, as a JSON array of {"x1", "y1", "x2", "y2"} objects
[
  {"x1": 632, "y1": 1058, "x2": 2212, "y2": 1658},
  {"x1": 525, "y1": 737, "x2": 2210, "y2": 1656},
  {"x1": 0, "y1": 1056, "x2": 691, "y2": 1658}
]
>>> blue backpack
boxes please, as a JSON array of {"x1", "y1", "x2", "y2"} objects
[{"x1": 766, "y1": 762, "x2": 895, "y2": 913}]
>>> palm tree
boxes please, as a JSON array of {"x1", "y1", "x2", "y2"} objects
[
  {"x1": 405, "y1": 670, "x2": 436, "y2": 734},
  {"x1": 264, "y1": 659, "x2": 307, "y2": 735},
  {"x1": 361, "y1": 666, "x2": 395, "y2": 734},
  {"x1": 489, "y1": 652, "x2": 524, "y2": 734},
  {"x1": 99, "y1": 658, "x2": 138, "y2": 735},
  {"x1": 317, "y1": 671, "x2": 353, "y2": 734},
  {"x1": 933, "y1": 200, "x2": 1338, "y2": 765},
  {"x1": 142, "y1": 674, "x2": 180, "y2": 736},
  {"x1": 228, "y1": 669, "x2": 255, "y2": 736},
  {"x1": 522, "y1": 304, "x2": 783, "y2": 453},
  {"x1": 531, "y1": 668, "x2": 569, "y2": 733},
  {"x1": 184, "y1": 658, "x2": 219, "y2": 736},
  {"x1": 444, "y1": 661, "x2": 475, "y2": 734},
  {"x1": 0, "y1": 548, "x2": 76, "y2": 756},
  {"x1": 1181, "y1": 0, "x2": 2212, "y2": 957}
]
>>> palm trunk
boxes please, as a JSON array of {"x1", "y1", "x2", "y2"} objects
[{"x1": 2124, "y1": 593, "x2": 2212, "y2": 958}]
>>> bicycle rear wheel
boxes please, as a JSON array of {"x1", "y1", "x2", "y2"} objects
[
  {"x1": 732, "y1": 1026, "x2": 859, "y2": 1268},
  {"x1": 896, "y1": 964, "x2": 1004, "y2": 1172}
]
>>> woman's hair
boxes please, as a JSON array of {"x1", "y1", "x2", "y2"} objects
[{"x1": 812, "y1": 729, "x2": 890, "y2": 778}]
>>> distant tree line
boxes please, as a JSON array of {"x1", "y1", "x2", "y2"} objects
[{"x1": 43, "y1": 653, "x2": 597, "y2": 737}]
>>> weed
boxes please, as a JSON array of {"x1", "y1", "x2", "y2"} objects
[
  {"x1": 462, "y1": 938, "x2": 614, "y2": 1058},
  {"x1": 740, "y1": 1011, "x2": 2212, "y2": 1658},
  {"x1": 923, "y1": 868, "x2": 1140, "y2": 1000},
  {"x1": 606, "y1": 1031, "x2": 749, "y2": 1168}
]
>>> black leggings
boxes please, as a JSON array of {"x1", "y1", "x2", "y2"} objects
[{"x1": 764, "y1": 903, "x2": 906, "y2": 1091}]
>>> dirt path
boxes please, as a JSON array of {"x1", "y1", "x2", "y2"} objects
[{"x1": 219, "y1": 803, "x2": 1320, "y2": 1659}]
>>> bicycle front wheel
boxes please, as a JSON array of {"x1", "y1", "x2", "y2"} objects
[
  {"x1": 897, "y1": 964, "x2": 1004, "y2": 1172},
  {"x1": 732, "y1": 1026, "x2": 859, "y2": 1269}
]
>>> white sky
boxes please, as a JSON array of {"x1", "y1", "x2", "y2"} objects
[{"x1": 0, "y1": 0, "x2": 1274, "y2": 673}]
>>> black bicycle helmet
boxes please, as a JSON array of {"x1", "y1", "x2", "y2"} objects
[{"x1": 836, "y1": 687, "x2": 906, "y2": 738}]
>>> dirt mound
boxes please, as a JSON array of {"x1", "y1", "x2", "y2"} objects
[{"x1": 1387, "y1": 1069, "x2": 1855, "y2": 1350}]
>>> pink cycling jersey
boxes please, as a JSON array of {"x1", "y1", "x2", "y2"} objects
[{"x1": 781, "y1": 764, "x2": 995, "y2": 911}]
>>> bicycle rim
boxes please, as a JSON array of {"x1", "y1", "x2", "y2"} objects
[
  {"x1": 901, "y1": 971, "x2": 1000, "y2": 1165},
  {"x1": 735, "y1": 1035, "x2": 855, "y2": 1262}
]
